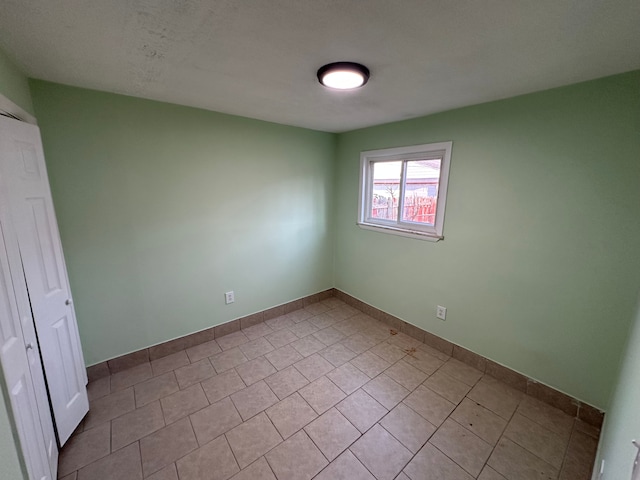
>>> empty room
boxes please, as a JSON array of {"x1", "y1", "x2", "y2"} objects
[{"x1": 0, "y1": 1, "x2": 639, "y2": 479}]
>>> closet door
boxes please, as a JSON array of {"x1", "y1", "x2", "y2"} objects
[
  {"x1": 0, "y1": 209, "x2": 54, "y2": 480},
  {"x1": 0, "y1": 115, "x2": 88, "y2": 445}
]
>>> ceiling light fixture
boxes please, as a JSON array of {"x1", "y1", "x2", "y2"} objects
[{"x1": 317, "y1": 62, "x2": 370, "y2": 90}]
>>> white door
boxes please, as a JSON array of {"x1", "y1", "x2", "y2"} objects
[
  {"x1": 0, "y1": 208, "x2": 54, "y2": 480},
  {"x1": 0, "y1": 115, "x2": 88, "y2": 445}
]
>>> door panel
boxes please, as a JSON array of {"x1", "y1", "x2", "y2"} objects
[
  {"x1": 0, "y1": 215, "x2": 54, "y2": 480},
  {"x1": 0, "y1": 115, "x2": 88, "y2": 445}
]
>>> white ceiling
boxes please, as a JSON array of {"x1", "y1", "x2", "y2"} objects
[{"x1": 1, "y1": 0, "x2": 639, "y2": 133}]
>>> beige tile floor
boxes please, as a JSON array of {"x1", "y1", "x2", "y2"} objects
[{"x1": 58, "y1": 298, "x2": 600, "y2": 480}]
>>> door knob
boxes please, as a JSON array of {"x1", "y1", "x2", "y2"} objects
[
  {"x1": 65, "y1": 298, "x2": 73, "y2": 306},
  {"x1": 26, "y1": 343, "x2": 34, "y2": 350}
]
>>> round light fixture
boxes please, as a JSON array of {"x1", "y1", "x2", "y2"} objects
[{"x1": 317, "y1": 62, "x2": 370, "y2": 90}]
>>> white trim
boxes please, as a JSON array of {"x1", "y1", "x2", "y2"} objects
[
  {"x1": 357, "y1": 222, "x2": 443, "y2": 242},
  {"x1": 0, "y1": 93, "x2": 37, "y2": 125}
]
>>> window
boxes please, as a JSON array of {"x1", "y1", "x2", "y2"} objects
[{"x1": 358, "y1": 141, "x2": 452, "y2": 241}]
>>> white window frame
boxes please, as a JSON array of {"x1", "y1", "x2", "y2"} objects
[{"x1": 358, "y1": 141, "x2": 452, "y2": 241}]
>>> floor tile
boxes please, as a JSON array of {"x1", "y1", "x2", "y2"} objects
[
  {"x1": 290, "y1": 320, "x2": 320, "y2": 338},
  {"x1": 417, "y1": 342, "x2": 452, "y2": 362},
  {"x1": 333, "y1": 319, "x2": 362, "y2": 337},
  {"x1": 140, "y1": 417, "x2": 198, "y2": 477},
  {"x1": 59, "y1": 473, "x2": 78, "y2": 480},
  {"x1": 186, "y1": 340, "x2": 221, "y2": 363},
  {"x1": 111, "y1": 400, "x2": 165, "y2": 451},
  {"x1": 265, "y1": 328, "x2": 299, "y2": 349},
  {"x1": 467, "y1": 375, "x2": 523, "y2": 419},
  {"x1": 379, "y1": 403, "x2": 436, "y2": 453},
  {"x1": 384, "y1": 360, "x2": 429, "y2": 390},
  {"x1": 403, "y1": 443, "x2": 474, "y2": 480},
  {"x1": 504, "y1": 413, "x2": 568, "y2": 468},
  {"x1": 231, "y1": 380, "x2": 279, "y2": 420},
  {"x1": 264, "y1": 365, "x2": 309, "y2": 399},
  {"x1": 160, "y1": 383, "x2": 209, "y2": 424},
  {"x1": 294, "y1": 353, "x2": 334, "y2": 382},
  {"x1": 134, "y1": 372, "x2": 179, "y2": 407},
  {"x1": 325, "y1": 305, "x2": 358, "y2": 321},
  {"x1": 57, "y1": 422, "x2": 111, "y2": 477},
  {"x1": 304, "y1": 408, "x2": 360, "y2": 460},
  {"x1": 176, "y1": 435, "x2": 239, "y2": 480},
  {"x1": 314, "y1": 450, "x2": 375, "y2": 480},
  {"x1": 242, "y1": 322, "x2": 274, "y2": 340},
  {"x1": 327, "y1": 363, "x2": 370, "y2": 395},
  {"x1": 76, "y1": 442, "x2": 141, "y2": 480},
  {"x1": 450, "y1": 398, "x2": 507, "y2": 445},
  {"x1": 110, "y1": 363, "x2": 153, "y2": 392},
  {"x1": 438, "y1": 359, "x2": 483, "y2": 386},
  {"x1": 84, "y1": 387, "x2": 136, "y2": 428},
  {"x1": 265, "y1": 316, "x2": 296, "y2": 331},
  {"x1": 87, "y1": 376, "x2": 111, "y2": 401},
  {"x1": 266, "y1": 392, "x2": 318, "y2": 439},
  {"x1": 341, "y1": 334, "x2": 377, "y2": 354},
  {"x1": 308, "y1": 312, "x2": 337, "y2": 330},
  {"x1": 395, "y1": 473, "x2": 411, "y2": 480},
  {"x1": 336, "y1": 389, "x2": 387, "y2": 433},
  {"x1": 291, "y1": 335, "x2": 326, "y2": 357},
  {"x1": 478, "y1": 466, "x2": 507, "y2": 480},
  {"x1": 299, "y1": 376, "x2": 346, "y2": 414},
  {"x1": 320, "y1": 297, "x2": 345, "y2": 309},
  {"x1": 146, "y1": 463, "x2": 178, "y2": 480},
  {"x1": 151, "y1": 351, "x2": 190, "y2": 376},
  {"x1": 304, "y1": 302, "x2": 330, "y2": 315},
  {"x1": 559, "y1": 430, "x2": 598, "y2": 480},
  {"x1": 319, "y1": 343, "x2": 357, "y2": 367},
  {"x1": 190, "y1": 396, "x2": 243, "y2": 446},
  {"x1": 388, "y1": 332, "x2": 423, "y2": 350},
  {"x1": 351, "y1": 351, "x2": 391, "y2": 378},
  {"x1": 216, "y1": 331, "x2": 250, "y2": 351},
  {"x1": 201, "y1": 368, "x2": 246, "y2": 403},
  {"x1": 313, "y1": 327, "x2": 346, "y2": 346},
  {"x1": 265, "y1": 430, "x2": 328, "y2": 480},
  {"x1": 423, "y1": 370, "x2": 471, "y2": 404},
  {"x1": 174, "y1": 359, "x2": 216, "y2": 389},
  {"x1": 226, "y1": 412, "x2": 283, "y2": 468},
  {"x1": 350, "y1": 424, "x2": 412, "y2": 480},
  {"x1": 403, "y1": 349, "x2": 444, "y2": 375},
  {"x1": 430, "y1": 418, "x2": 492, "y2": 477},
  {"x1": 264, "y1": 345, "x2": 303, "y2": 370},
  {"x1": 235, "y1": 357, "x2": 277, "y2": 385},
  {"x1": 230, "y1": 457, "x2": 276, "y2": 480},
  {"x1": 369, "y1": 342, "x2": 406, "y2": 364},
  {"x1": 517, "y1": 395, "x2": 574, "y2": 441},
  {"x1": 403, "y1": 384, "x2": 455, "y2": 426},
  {"x1": 362, "y1": 374, "x2": 410, "y2": 410},
  {"x1": 210, "y1": 347, "x2": 248, "y2": 373},
  {"x1": 239, "y1": 337, "x2": 275, "y2": 360},
  {"x1": 487, "y1": 437, "x2": 559, "y2": 480},
  {"x1": 286, "y1": 308, "x2": 315, "y2": 323}
]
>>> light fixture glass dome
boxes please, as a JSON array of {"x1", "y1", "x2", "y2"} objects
[{"x1": 317, "y1": 62, "x2": 370, "y2": 90}]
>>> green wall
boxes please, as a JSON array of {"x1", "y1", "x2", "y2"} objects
[
  {"x1": 0, "y1": 46, "x2": 30, "y2": 480},
  {"x1": 333, "y1": 71, "x2": 640, "y2": 409},
  {"x1": 0, "y1": 47, "x2": 34, "y2": 116},
  {"x1": 595, "y1": 294, "x2": 640, "y2": 479},
  {"x1": 29, "y1": 81, "x2": 336, "y2": 365}
]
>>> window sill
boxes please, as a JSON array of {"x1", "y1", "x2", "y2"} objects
[{"x1": 356, "y1": 222, "x2": 443, "y2": 242}]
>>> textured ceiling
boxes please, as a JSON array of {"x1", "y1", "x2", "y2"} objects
[{"x1": 1, "y1": 0, "x2": 639, "y2": 132}]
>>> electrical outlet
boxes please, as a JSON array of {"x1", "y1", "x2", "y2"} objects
[
  {"x1": 224, "y1": 291, "x2": 235, "y2": 304},
  {"x1": 436, "y1": 305, "x2": 447, "y2": 320}
]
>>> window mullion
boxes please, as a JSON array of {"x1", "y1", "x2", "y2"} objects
[{"x1": 397, "y1": 160, "x2": 407, "y2": 225}]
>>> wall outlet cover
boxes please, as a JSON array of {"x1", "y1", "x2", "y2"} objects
[{"x1": 436, "y1": 305, "x2": 447, "y2": 320}]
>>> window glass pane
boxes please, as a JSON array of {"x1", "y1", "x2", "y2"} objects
[
  {"x1": 371, "y1": 161, "x2": 401, "y2": 221},
  {"x1": 401, "y1": 159, "x2": 441, "y2": 225}
]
